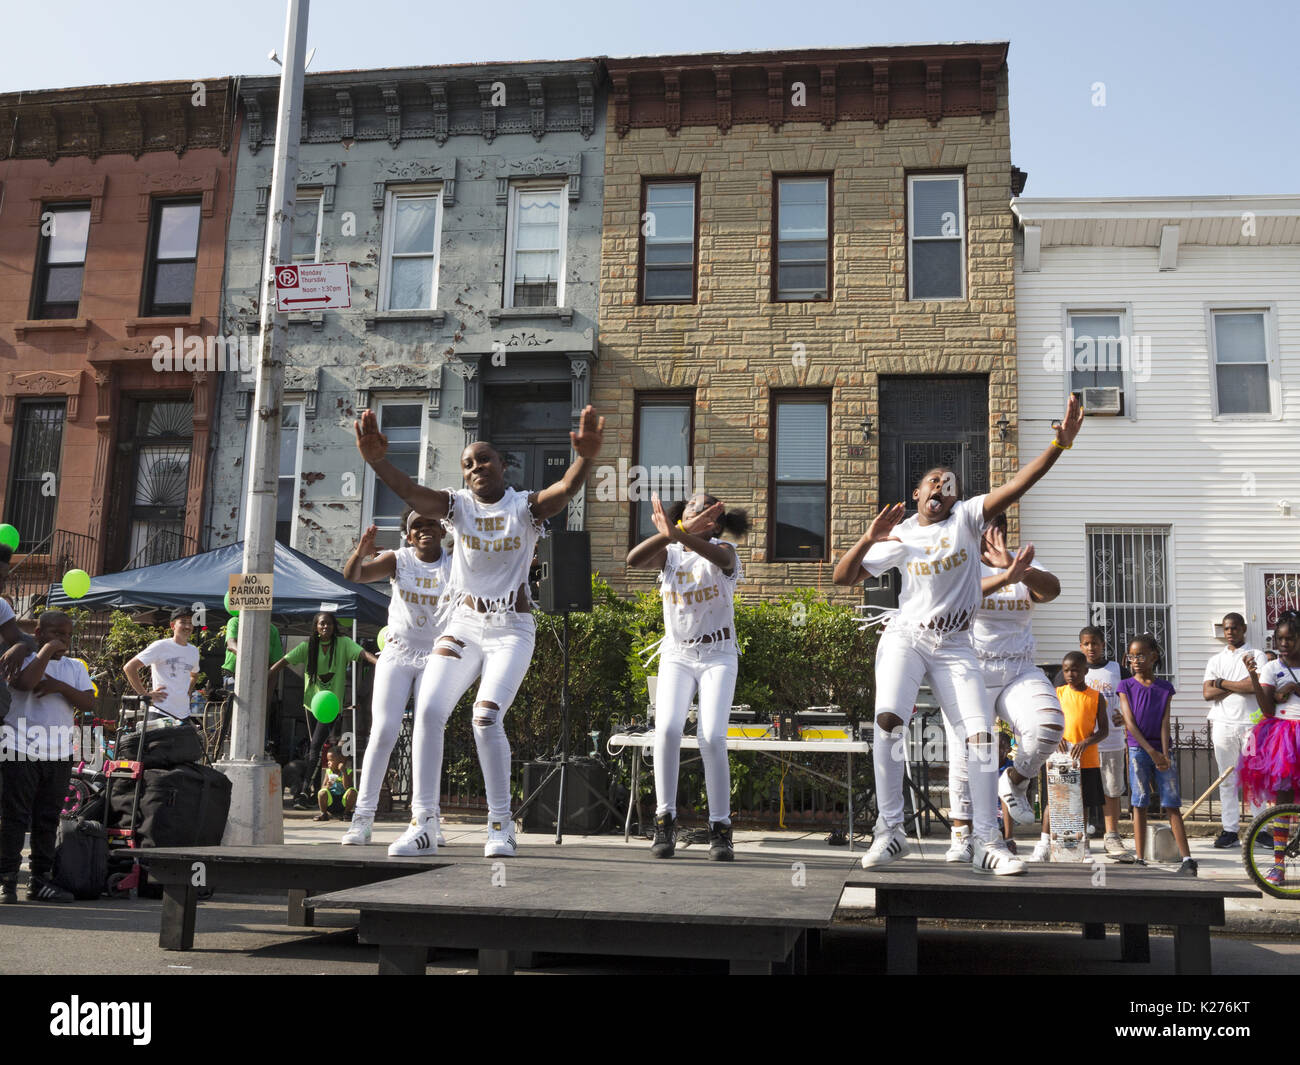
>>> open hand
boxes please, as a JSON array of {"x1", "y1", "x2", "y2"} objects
[
  {"x1": 357, "y1": 524, "x2": 379, "y2": 557},
  {"x1": 682, "y1": 501, "x2": 724, "y2": 537},
  {"x1": 1004, "y1": 543, "x2": 1036, "y2": 586},
  {"x1": 1053, "y1": 393, "x2": 1084, "y2": 449},
  {"x1": 570, "y1": 405, "x2": 605, "y2": 460},
  {"x1": 0, "y1": 643, "x2": 27, "y2": 681},
  {"x1": 353, "y1": 410, "x2": 388, "y2": 463},
  {"x1": 866, "y1": 502, "x2": 906, "y2": 545},
  {"x1": 983, "y1": 523, "x2": 1015, "y2": 568},
  {"x1": 650, "y1": 494, "x2": 674, "y2": 540}
]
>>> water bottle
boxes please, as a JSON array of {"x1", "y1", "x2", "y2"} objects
[{"x1": 191, "y1": 690, "x2": 205, "y2": 720}]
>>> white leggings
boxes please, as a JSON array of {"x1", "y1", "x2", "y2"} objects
[
  {"x1": 652, "y1": 646, "x2": 738, "y2": 825},
  {"x1": 355, "y1": 652, "x2": 428, "y2": 820},
  {"x1": 872, "y1": 628, "x2": 999, "y2": 841},
  {"x1": 946, "y1": 658, "x2": 1065, "y2": 821},
  {"x1": 410, "y1": 609, "x2": 536, "y2": 823}
]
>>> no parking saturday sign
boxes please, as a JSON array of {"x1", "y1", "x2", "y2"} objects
[
  {"x1": 274, "y1": 262, "x2": 351, "y2": 312},
  {"x1": 228, "y1": 573, "x2": 275, "y2": 611}
]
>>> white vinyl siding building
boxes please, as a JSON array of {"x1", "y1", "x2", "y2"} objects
[{"x1": 1011, "y1": 196, "x2": 1300, "y2": 725}]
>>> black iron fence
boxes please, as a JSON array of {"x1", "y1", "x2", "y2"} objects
[{"x1": 4, "y1": 528, "x2": 99, "y2": 619}]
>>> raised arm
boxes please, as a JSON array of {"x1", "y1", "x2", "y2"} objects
[
  {"x1": 832, "y1": 503, "x2": 906, "y2": 587},
  {"x1": 983, "y1": 395, "x2": 1084, "y2": 523},
  {"x1": 354, "y1": 410, "x2": 449, "y2": 519},
  {"x1": 531, "y1": 405, "x2": 604, "y2": 522},
  {"x1": 342, "y1": 525, "x2": 398, "y2": 584}
]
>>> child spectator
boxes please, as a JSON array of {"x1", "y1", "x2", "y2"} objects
[
  {"x1": 316, "y1": 748, "x2": 356, "y2": 822},
  {"x1": 1119, "y1": 633, "x2": 1196, "y2": 876},
  {"x1": 1030, "y1": 651, "x2": 1107, "y2": 861},
  {"x1": 0, "y1": 611, "x2": 94, "y2": 903}
]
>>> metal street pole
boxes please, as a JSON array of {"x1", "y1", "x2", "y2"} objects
[{"x1": 219, "y1": 0, "x2": 310, "y2": 845}]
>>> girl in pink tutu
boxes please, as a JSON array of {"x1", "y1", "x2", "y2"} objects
[{"x1": 1241, "y1": 610, "x2": 1300, "y2": 886}]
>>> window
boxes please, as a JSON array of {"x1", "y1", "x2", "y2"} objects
[
  {"x1": 124, "y1": 400, "x2": 193, "y2": 569},
  {"x1": 641, "y1": 181, "x2": 696, "y2": 303},
  {"x1": 292, "y1": 191, "x2": 324, "y2": 264},
  {"x1": 1067, "y1": 311, "x2": 1127, "y2": 415},
  {"x1": 31, "y1": 205, "x2": 90, "y2": 319},
  {"x1": 505, "y1": 183, "x2": 567, "y2": 308},
  {"x1": 276, "y1": 403, "x2": 304, "y2": 546},
  {"x1": 365, "y1": 400, "x2": 426, "y2": 549},
  {"x1": 632, "y1": 393, "x2": 694, "y2": 544},
  {"x1": 770, "y1": 394, "x2": 829, "y2": 561},
  {"x1": 1211, "y1": 310, "x2": 1274, "y2": 416},
  {"x1": 143, "y1": 200, "x2": 201, "y2": 317},
  {"x1": 4, "y1": 400, "x2": 66, "y2": 550},
  {"x1": 379, "y1": 187, "x2": 443, "y2": 311},
  {"x1": 774, "y1": 177, "x2": 829, "y2": 301},
  {"x1": 908, "y1": 174, "x2": 965, "y2": 300},
  {"x1": 1086, "y1": 526, "x2": 1174, "y2": 680}
]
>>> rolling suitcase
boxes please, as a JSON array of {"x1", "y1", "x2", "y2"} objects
[{"x1": 52, "y1": 817, "x2": 109, "y2": 899}]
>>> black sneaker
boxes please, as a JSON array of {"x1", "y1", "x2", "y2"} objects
[
  {"x1": 1212, "y1": 830, "x2": 1240, "y2": 849},
  {"x1": 650, "y1": 814, "x2": 676, "y2": 858},
  {"x1": 26, "y1": 876, "x2": 74, "y2": 903},
  {"x1": 1177, "y1": 857, "x2": 1199, "y2": 877},
  {"x1": 0, "y1": 880, "x2": 16, "y2": 904},
  {"x1": 708, "y1": 821, "x2": 734, "y2": 862}
]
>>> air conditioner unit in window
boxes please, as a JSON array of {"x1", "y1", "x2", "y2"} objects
[{"x1": 1077, "y1": 387, "x2": 1123, "y2": 416}]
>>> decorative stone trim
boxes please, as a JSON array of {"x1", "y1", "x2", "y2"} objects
[
  {"x1": 285, "y1": 365, "x2": 320, "y2": 419},
  {"x1": 137, "y1": 170, "x2": 218, "y2": 221},
  {"x1": 257, "y1": 162, "x2": 338, "y2": 215},
  {"x1": 427, "y1": 81, "x2": 449, "y2": 145},
  {"x1": 488, "y1": 306, "x2": 574, "y2": 325},
  {"x1": 494, "y1": 154, "x2": 581, "y2": 204},
  {"x1": 28, "y1": 174, "x2": 106, "y2": 224},
  {"x1": 3, "y1": 370, "x2": 83, "y2": 424},
  {"x1": 362, "y1": 309, "x2": 447, "y2": 332},
  {"x1": 354, "y1": 363, "x2": 443, "y2": 420},
  {"x1": 371, "y1": 158, "x2": 455, "y2": 208}
]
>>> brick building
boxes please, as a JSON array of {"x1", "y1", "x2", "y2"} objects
[
  {"x1": 0, "y1": 79, "x2": 238, "y2": 605},
  {"x1": 590, "y1": 44, "x2": 1025, "y2": 602}
]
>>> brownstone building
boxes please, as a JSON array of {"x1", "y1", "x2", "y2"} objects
[
  {"x1": 0, "y1": 79, "x2": 237, "y2": 605},
  {"x1": 591, "y1": 44, "x2": 1025, "y2": 603}
]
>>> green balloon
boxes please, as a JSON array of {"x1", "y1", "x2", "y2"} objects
[
  {"x1": 62, "y1": 569, "x2": 91, "y2": 600},
  {"x1": 310, "y1": 690, "x2": 340, "y2": 723},
  {"x1": 377, "y1": 626, "x2": 388, "y2": 650},
  {"x1": 0, "y1": 525, "x2": 19, "y2": 551},
  {"x1": 224, "y1": 589, "x2": 239, "y2": 615}
]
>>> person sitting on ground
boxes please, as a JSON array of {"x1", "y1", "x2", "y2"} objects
[
  {"x1": 316, "y1": 748, "x2": 356, "y2": 822},
  {"x1": 0, "y1": 610, "x2": 94, "y2": 904}
]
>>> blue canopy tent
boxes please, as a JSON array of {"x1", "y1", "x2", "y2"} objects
[{"x1": 46, "y1": 540, "x2": 390, "y2": 624}]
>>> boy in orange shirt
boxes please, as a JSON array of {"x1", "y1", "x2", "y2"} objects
[{"x1": 1028, "y1": 651, "x2": 1109, "y2": 861}]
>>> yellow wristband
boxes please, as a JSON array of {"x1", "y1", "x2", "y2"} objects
[
  {"x1": 1051, "y1": 438, "x2": 1071, "y2": 450},
  {"x1": 675, "y1": 520, "x2": 686, "y2": 531}
]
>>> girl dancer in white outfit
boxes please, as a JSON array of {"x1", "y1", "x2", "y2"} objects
[
  {"x1": 354, "y1": 405, "x2": 603, "y2": 858},
  {"x1": 338, "y1": 511, "x2": 451, "y2": 846},
  {"x1": 628, "y1": 493, "x2": 749, "y2": 861},
  {"x1": 943, "y1": 515, "x2": 1066, "y2": 862},
  {"x1": 833, "y1": 396, "x2": 1083, "y2": 876}
]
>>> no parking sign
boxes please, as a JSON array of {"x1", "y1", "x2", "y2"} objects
[{"x1": 274, "y1": 262, "x2": 351, "y2": 312}]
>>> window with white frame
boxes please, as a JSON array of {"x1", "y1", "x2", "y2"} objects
[
  {"x1": 505, "y1": 183, "x2": 567, "y2": 308},
  {"x1": 379, "y1": 186, "x2": 443, "y2": 311},
  {"x1": 276, "y1": 403, "x2": 304, "y2": 546},
  {"x1": 1211, "y1": 309, "x2": 1274, "y2": 416},
  {"x1": 907, "y1": 174, "x2": 965, "y2": 300},
  {"x1": 365, "y1": 400, "x2": 427, "y2": 550},
  {"x1": 291, "y1": 191, "x2": 323, "y2": 264},
  {"x1": 1068, "y1": 311, "x2": 1128, "y2": 416},
  {"x1": 1086, "y1": 526, "x2": 1174, "y2": 680}
]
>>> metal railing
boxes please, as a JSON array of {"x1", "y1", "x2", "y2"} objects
[
  {"x1": 4, "y1": 528, "x2": 99, "y2": 618},
  {"x1": 122, "y1": 529, "x2": 198, "y2": 571}
]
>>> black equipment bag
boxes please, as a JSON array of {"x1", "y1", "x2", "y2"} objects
[
  {"x1": 114, "y1": 724, "x2": 205, "y2": 768},
  {"x1": 52, "y1": 817, "x2": 109, "y2": 899},
  {"x1": 110, "y1": 764, "x2": 231, "y2": 847}
]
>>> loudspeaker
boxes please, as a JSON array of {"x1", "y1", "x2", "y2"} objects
[
  {"x1": 536, "y1": 530, "x2": 592, "y2": 614},
  {"x1": 863, "y1": 569, "x2": 899, "y2": 609},
  {"x1": 520, "y1": 759, "x2": 610, "y2": 834}
]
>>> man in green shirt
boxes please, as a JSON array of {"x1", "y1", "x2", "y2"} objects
[{"x1": 221, "y1": 615, "x2": 284, "y2": 685}]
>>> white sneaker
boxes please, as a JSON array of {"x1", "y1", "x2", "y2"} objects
[
  {"x1": 485, "y1": 819, "x2": 516, "y2": 858},
  {"x1": 860, "y1": 824, "x2": 909, "y2": 869},
  {"x1": 1028, "y1": 838, "x2": 1052, "y2": 863},
  {"x1": 341, "y1": 815, "x2": 373, "y2": 846},
  {"x1": 973, "y1": 835, "x2": 1026, "y2": 876},
  {"x1": 437, "y1": 827, "x2": 447, "y2": 847},
  {"x1": 944, "y1": 827, "x2": 973, "y2": 863},
  {"x1": 387, "y1": 813, "x2": 438, "y2": 857},
  {"x1": 998, "y1": 771, "x2": 1037, "y2": 825}
]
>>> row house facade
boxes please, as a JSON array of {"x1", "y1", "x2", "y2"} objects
[
  {"x1": 205, "y1": 61, "x2": 606, "y2": 564},
  {"x1": 588, "y1": 44, "x2": 1026, "y2": 602},
  {"x1": 0, "y1": 79, "x2": 237, "y2": 607},
  {"x1": 1012, "y1": 195, "x2": 1300, "y2": 723}
]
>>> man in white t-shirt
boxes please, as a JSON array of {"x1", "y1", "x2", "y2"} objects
[
  {"x1": 1203, "y1": 612, "x2": 1264, "y2": 848},
  {"x1": 124, "y1": 607, "x2": 201, "y2": 722}
]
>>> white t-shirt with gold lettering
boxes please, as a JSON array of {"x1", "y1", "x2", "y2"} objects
[
  {"x1": 972, "y1": 560, "x2": 1044, "y2": 663},
  {"x1": 442, "y1": 487, "x2": 544, "y2": 615},
  {"x1": 660, "y1": 540, "x2": 742, "y2": 653},
  {"x1": 385, "y1": 547, "x2": 451, "y2": 659}
]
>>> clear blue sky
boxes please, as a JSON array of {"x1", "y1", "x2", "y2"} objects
[{"x1": 4, "y1": 0, "x2": 1295, "y2": 197}]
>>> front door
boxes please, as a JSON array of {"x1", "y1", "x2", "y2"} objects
[
  {"x1": 878, "y1": 375, "x2": 990, "y2": 512},
  {"x1": 485, "y1": 382, "x2": 571, "y2": 529}
]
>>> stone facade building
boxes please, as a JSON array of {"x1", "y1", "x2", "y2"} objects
[
  {"x1": 590, "y1": 44, "x2": 1025, "y2": 603},
  {"x1": 0, "y1": 79, "x2": 238, "y2": 603},
  {"x1": 206, "y1": 61, "x2": 605, "y2": 564}
]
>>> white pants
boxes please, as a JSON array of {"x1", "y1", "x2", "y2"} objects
[
  {"x1": 873, "y1": 628, "x2": 999, "y2": 841},
  {"x1": 1211, "y1": 719, "x2": 1258, "y2": 833},
  {"x1": 355, "y1": 652, "x2": 428, "y2": 819},
  {"x1": 946, "y1": 658, "x2": 1065, "y2": 821},
  {"x1": 411, "y1": 609, "x2": 536, "y2": 823},
  {"x1": 652, "y1": 645, "x2": 738, "y2": 825}
]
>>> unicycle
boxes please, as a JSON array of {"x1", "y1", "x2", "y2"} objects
[{"x1": 1242, "y1": 803, "x2": 1300, "y2": 900}]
